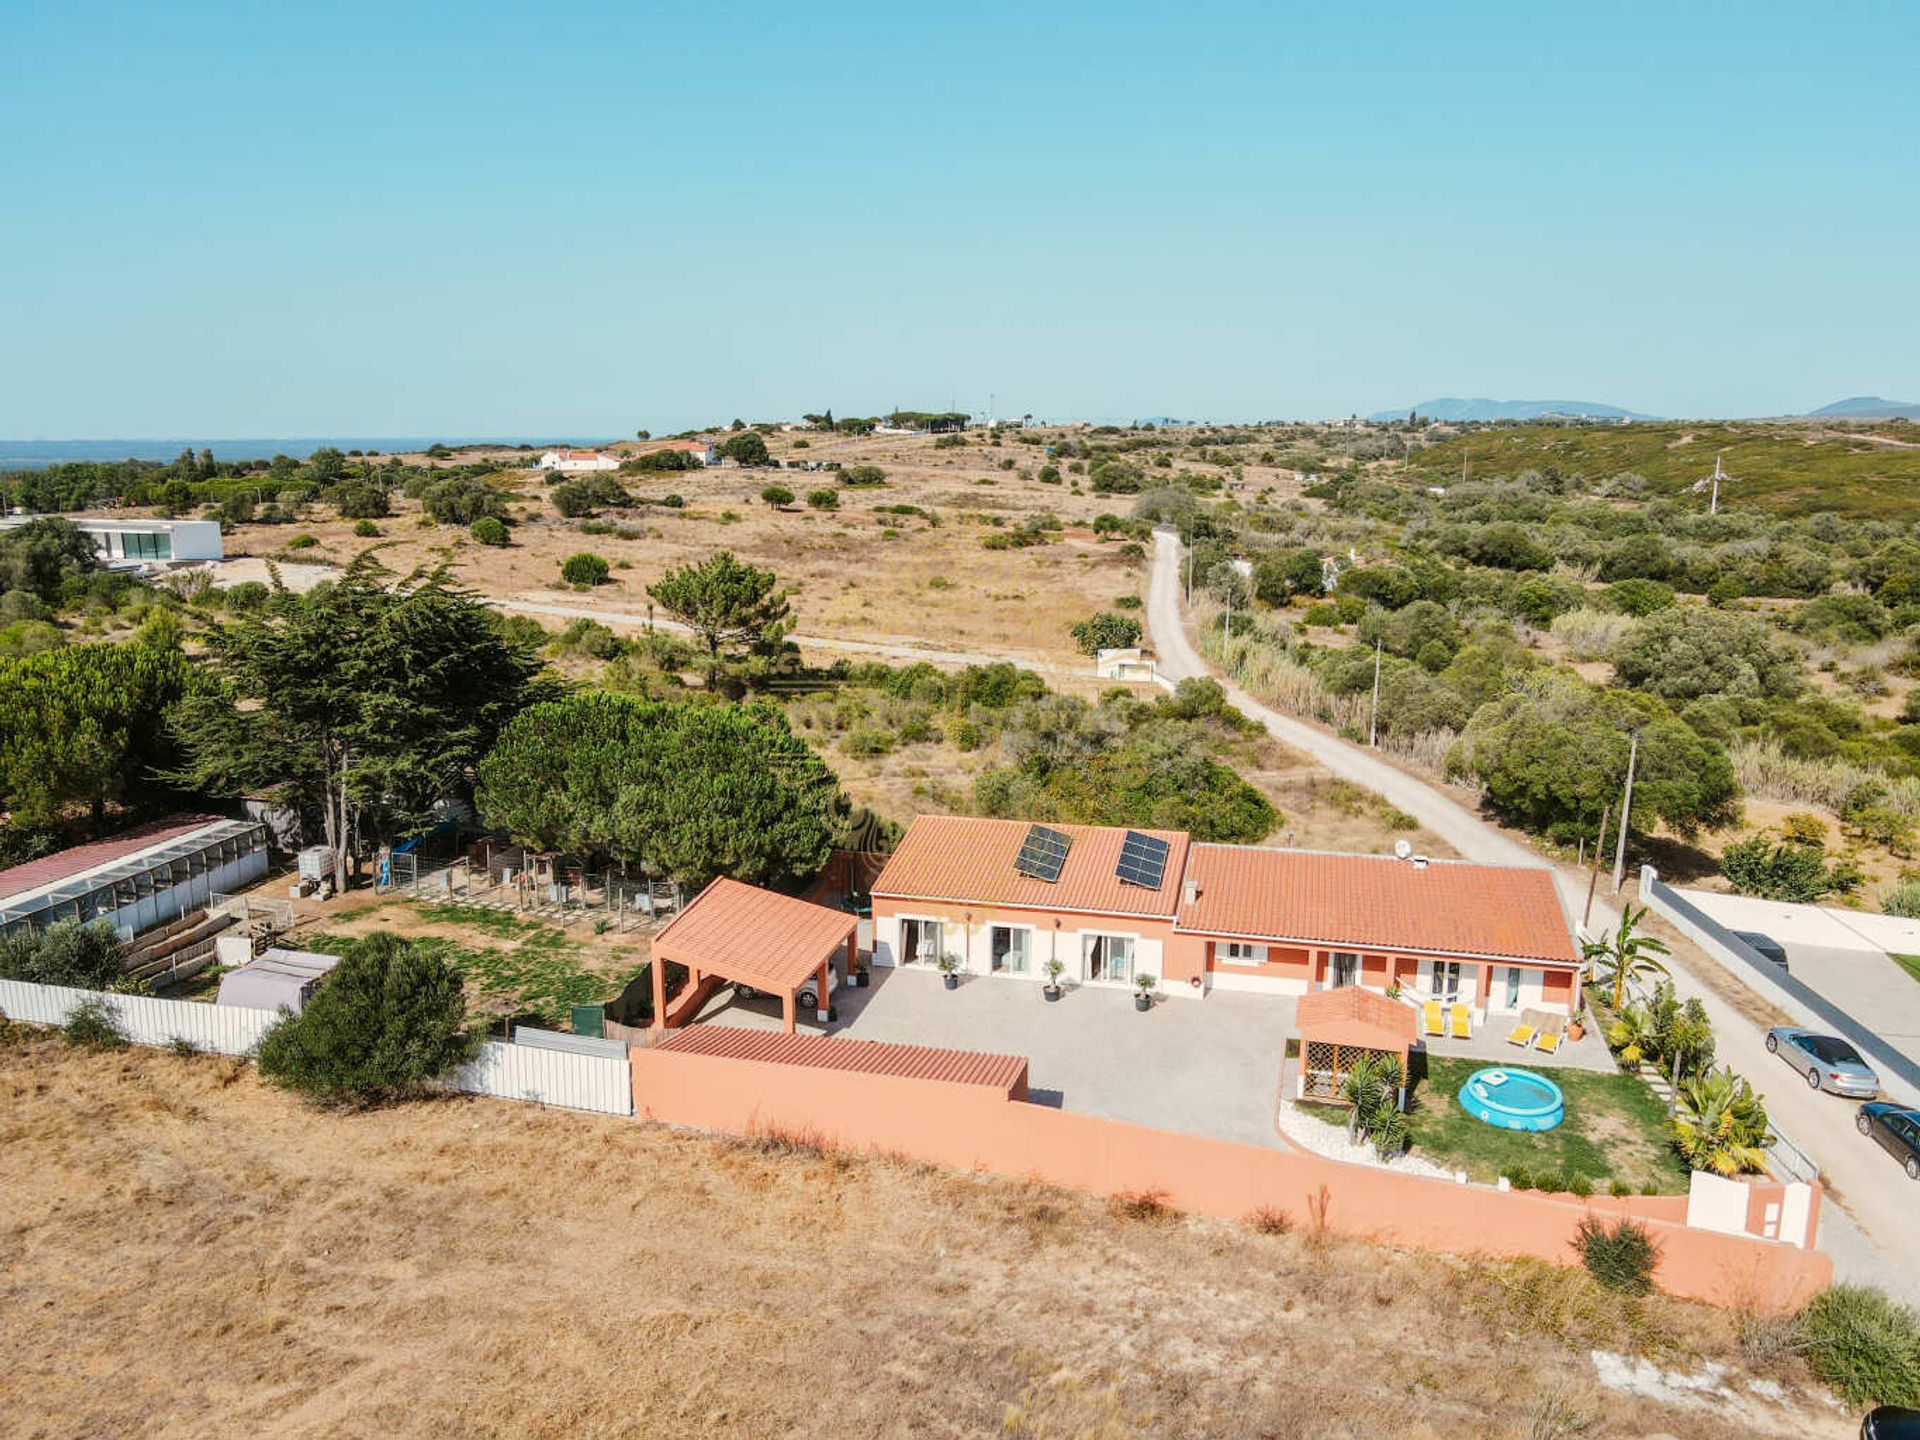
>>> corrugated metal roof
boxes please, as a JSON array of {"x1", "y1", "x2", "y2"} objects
[
  {"x1": 654, "y1": 1025, "x2": 1027, "y2": 1091},
  {"x1": 651, "y1": 877, "x2": 859, "y2": 993},
  {"x1": 1178, "y1": 844, "x2": 1578, "y2": 965},
  {"x1": 0, "y1": 814, "x2": 232, "y2": 905},
  {"x1": 871, "y1": 815, "x2": 1189, "y2": 918}
]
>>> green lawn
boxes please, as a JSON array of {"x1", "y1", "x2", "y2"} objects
[
  {"x1": 303, "y1": 909, "x2": 646, "y2": 1028},
  {"x1": 1403, "y1": 1057, "x2": 1690, "y2": 1195},
  {"x1": 1890, "y1": 954, "x2": 1920, "y2": 986}
]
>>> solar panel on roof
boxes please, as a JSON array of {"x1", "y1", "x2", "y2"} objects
[
  {"x1": 1013, "y1": 824, "x2": 1072, "y2": 883},
  {"x1": 1115, "y1": 830, "x2": 1171, "y2": 889}
]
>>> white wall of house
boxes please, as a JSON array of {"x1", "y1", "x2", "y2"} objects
[{"x1": 871, "y1": 912, "x2": 1187, "y2": 994}]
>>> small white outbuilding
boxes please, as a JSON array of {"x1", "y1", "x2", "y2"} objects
[{"x1": 216, "y1": 948, "x2": 340, "y2": 1014}]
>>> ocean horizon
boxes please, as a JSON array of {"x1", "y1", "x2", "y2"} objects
[{"x1": 0, "y1": 437, "x2": 608, "y2": 469}]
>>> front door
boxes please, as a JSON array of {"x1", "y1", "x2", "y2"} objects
[{"x1": 1084, "y1": 934, "x2": 1135, "y2": 984}]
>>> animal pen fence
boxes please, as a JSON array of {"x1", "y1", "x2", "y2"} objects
[{"x1": 376, "y1": 844, "x2": 678, "y2": 931}]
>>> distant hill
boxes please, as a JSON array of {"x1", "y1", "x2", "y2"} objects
[
  {"x1": 1367, "y1": 398, "x2": 1659, "y2": 423},
  {"x1": 1412, "y1": 421, "x2": 1920, "y2": 521},
  {"x1": 1806, "y1": 396, "x2": 1920, "y2": 421}
]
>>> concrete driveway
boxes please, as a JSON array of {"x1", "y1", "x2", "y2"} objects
[{"x1": 698, "y1": 965, "x2": 1297, "y2": 1150}]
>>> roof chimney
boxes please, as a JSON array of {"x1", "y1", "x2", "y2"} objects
[{"x1": 1182, "y1": 878, "x2": 1199, "y2": 905}]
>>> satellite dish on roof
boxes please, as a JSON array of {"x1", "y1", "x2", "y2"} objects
[{"x1": 1394, "y1": 840, "x2": 1414, "y2": 860}]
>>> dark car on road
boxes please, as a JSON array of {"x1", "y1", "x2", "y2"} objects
[
  {"x1": 1766, "y1": 1026, "x2": 1880, "y2": 1097},
  {"x1": 1734, "y1": 930, "x2": 1790, "y2": 971},
  {"x1": 1856, "y1": 1103, "x2": 1920, "y2": 1181},
  {"x1": 1863, "y1": 1405, "x2": 1920, "y2": 1437}
]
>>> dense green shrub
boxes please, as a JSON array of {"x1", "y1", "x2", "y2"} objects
[
  {"x1": 332, "y1": 482, "x2": 389, "y2": 520},
  {"x1": 422, "y1": 476, "x2": 508, "y2": 525},
  {"x1": 1799, "y1": 1285, "x2": 1920, "y2": 1408},
  {"x1": 561, "y1": 553, "x2": 610, "y2": 587},
  {"x1": 840, "y1": 465, "x2": 887, "y2": 487},
  {"x1": 1720, "y1": 834, "x2": 1846, "y2": 902},
  {"x1": 62, "y1": 995, "x2": 129, "y2": 1051},
  {"x1": 1069, "y1": 611, "x2": 1143, "y2": 655},
  {"x1": 806, "y1": 489, "x2": 838, "y2": 510},
  {"x1": 717, "y1": 431, "x2": 770, "y2": 466},
  {"x1": 1572, "y1": 1215, "x2": 1659, "y2": 1295},
  {"x1": 760, "y1": 485, "x2": 794, "y2": 508},
  {"x1": 352, "y1": 518, "x2": 381, "y2": 538},
  {"x1": 0, "y1": 920, "x2": 123, "y2": 988},
  {"x1": 626, "y1": 447, "x2": 700, "y2": 472},
  {"x1": 470, "y1": 516, "x2": 509, "y2": 546},
  {"x1": 256, "y1": 932, "x2": 478, "y2": 1106}
]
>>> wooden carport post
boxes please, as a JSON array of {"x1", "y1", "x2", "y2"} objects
[
  {"x1": 651, "y1": 950, "x2": 667, "y2": 1031},
  {"x1": 815, "y1": 961, "x2": 831, "y2": 1025},
  {"x1": 780, "y1": 990, "x2": 797, "y2": 1035}
]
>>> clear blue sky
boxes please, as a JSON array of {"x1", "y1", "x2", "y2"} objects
[{"x1": 3, "y1": 1, "x2": 1915, "y2": 437}]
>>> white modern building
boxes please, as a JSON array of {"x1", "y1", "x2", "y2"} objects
[
  {"x1": 537, "y1": 449, "x2": 621, "y2": 473},
  {"x1": 0, "y1": 515, "x2": 224, "y2": 567},
  {"x1": 0, "y1": 815, "x2": 270, "y2": 941}
]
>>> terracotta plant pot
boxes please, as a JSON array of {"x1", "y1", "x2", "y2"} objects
[{"x1": 1567, "y1": 1020, "x2": 1585, "y2": 1042}]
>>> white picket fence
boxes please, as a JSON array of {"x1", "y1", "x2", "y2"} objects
[{"x1": 0, "y1": 978, "x2": 632, "y2": 1117}]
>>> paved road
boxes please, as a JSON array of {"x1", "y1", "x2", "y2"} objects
[
  {"x1": 1148, "y1": 528, "x2": 1920, "y2": 1300},
  {"x1": 489, "y1": 596, "x2": 1078, "y2": 675}
]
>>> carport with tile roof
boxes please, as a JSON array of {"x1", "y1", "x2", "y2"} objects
[{"x1": 650, "y1": 877, "x2": 859, "y2": 1034}]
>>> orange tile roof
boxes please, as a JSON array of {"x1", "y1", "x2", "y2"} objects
[
  {"x1": 1177, "y1": 845, "x2": 1577, "y2": 965},
  {"x1": 1295, "y1": 986, "x2": 1419, "y2": 1057},
  {"x1": 654, "y1": 1026, "x2": 1028, "y2": 1093},
  {"x1": 651, "y1": 878, "x2": 858, "y2": 993},
  {"x1": 871, "y1": 815, "x2": 1190, "y2": 918}
]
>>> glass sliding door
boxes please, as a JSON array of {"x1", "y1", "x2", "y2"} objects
[
  {"x1": 901, "y1": 918, "x2": 942, "y2": 965},
  {"x1": 1083, "y1": 933, "x2": 1136, "y2": 984},
  {"x1": 1430, "y1": 960, "x2": 1462, "y2": 1003},
  {"x1": 990, "y1": 925, "x2": 1030, "y2": 974}
]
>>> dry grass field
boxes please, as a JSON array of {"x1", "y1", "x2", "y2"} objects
[
  {"x1": 0, "y1": 1034, "x2": 1848, "y2": 1440},
  {"x1": 217, "y1": 428, "x2": 1257, "y2": 671}
]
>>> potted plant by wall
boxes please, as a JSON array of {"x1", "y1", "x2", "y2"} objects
[
  {"x1": 937, "y1": 952, "x2": 960, "y2": 990},
  {"x1": 1043, "y1": 957, "x2": 1065, "y2": 1002},
  {"x1": 1385, "y1": 978, "x2": 1403, "y2": 1001},
  {"x1": 1567, "y1": 1005, "x2": 1586, "y2": 1042},
  {"x1": 1134, "y1": 973, "x2": 1157, "y2": 1012}
]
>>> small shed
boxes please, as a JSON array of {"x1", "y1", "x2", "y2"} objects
[
  {"x1": 1295, "y1": 986, "x2": 1418, "y2": 1106},
  {"x1": 216, "y1": 948, "x2": 340, "y2": 1014}
]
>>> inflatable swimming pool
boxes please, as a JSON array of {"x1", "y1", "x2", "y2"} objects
[{"x1": 1460, "y1": 1066, "x2": 1565, "y2": 1132}]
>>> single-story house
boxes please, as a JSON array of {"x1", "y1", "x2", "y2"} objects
[
  {"x1": 0, "y1": 515, "x2": 222, "y2": 568},
  {"x1": 868, "y1": 815, "x2": 1582, "y2": 1016},
  {"x1": 637, "y1": 439, "x2": 716, "y2": 466},
  {"x1": 538, "y1": 448, "x2": 620, "y2": 473}
]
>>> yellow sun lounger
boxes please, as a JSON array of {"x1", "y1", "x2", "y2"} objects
[
  {"x1": 1423, "y1": 1000, "x2": 1445, "y2": 1037},
  {"x1": 1506, "y1": 1024, "x2": 1537, "y2": 1048},
  {"x1": 1449, "y1": 1004, "x2": 1470, "y2": 1040},
  {"x1": 1534, "y1": 1030, "x2": 1562, "y2": 1055}
]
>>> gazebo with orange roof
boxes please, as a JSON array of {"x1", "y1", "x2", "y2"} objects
[
  {"x1": 650, "y1": 877, "x2": 860, "y2": 1034},
  {"x1": 1293, "y1": 986, "x2": 1418, "y2": 1108}
]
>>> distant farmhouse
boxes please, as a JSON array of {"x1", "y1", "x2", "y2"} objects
[
  {"x1": 537, "y1": 448, "x2": 620, "y2": 473},
  {"x1": 649, "y1": 439, "x2": 716, "y2": 466},
  {"x1": 0, "y1": 514, "x2": 222, "y2": 569}
]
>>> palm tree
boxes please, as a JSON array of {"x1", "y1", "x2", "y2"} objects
[
  {"x1": 1340, "y1": 1053, "x2": 1410, "y2": 1160},
  {"x1": 1606, "y1": 1001, "x2": 1656, "y2": 1066},
  {"x1": 1584, "y1": 904, "x2": 1671, "y2": 1010},
  {"x1": 1671, "y1": 1066, "x2": 1771, "y2": 1177}
]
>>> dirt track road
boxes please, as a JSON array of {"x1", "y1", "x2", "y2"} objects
[{"x1": 1149, "y1": 528, "x2": 1920, "y2": 1301}]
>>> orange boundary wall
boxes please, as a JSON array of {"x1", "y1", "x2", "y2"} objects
[{"x1": 631, "y1": 1045, "x2": 1831, "y2": 1312}]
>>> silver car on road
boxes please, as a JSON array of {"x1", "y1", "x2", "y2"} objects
[{"x1": 1765, "y1": 1027, "x2": 1880, "y2": 1097}]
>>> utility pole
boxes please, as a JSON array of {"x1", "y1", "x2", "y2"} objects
[
  {"x1": 1368, "y1": 641, "x2": 1382, "y2": 748},
  {"x1": 1709, "y1": 453, "x2": 1723, "y2": 516},
  {"x1": 1583, "y1": 800, "x2": 1611, "y2": 929},
  {"x1": 1185, "y1": 540, "x2": 1193, "y2": 604},
  {"x1": 1611, "y1": 732, "x2": 1639, "y2": 894}
]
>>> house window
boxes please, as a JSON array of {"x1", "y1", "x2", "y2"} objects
[
  {"x1": 1430, "y1": 960, "x2": 1462, "y2": 1002},
  {"x1": 990, "y1": 924, "x2": 1031, "y2": 975},
  {"x1": 120, "y1": 531, "x2": 171, "y2": 561},
  {"x1": 1506, "y1": 966, "x2": 1522, "y2": 1009},
  {"x1": 1220, "y1": 941, "x2": 1267, "y2": 966},
  {"x1": 1329, "y1": 951, "x2": 1360, "y2": 988},
  {"x1": 1083, "y1": 933, "x2": 1135, "y2": 984}
]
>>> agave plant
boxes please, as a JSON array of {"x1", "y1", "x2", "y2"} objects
[
  {"x1": 1584, "y1": 903, "x2": 1672, "y2": 1010},
  {"x1": 1671, "y1": 1066, "x2": 1772, "y2": 1176}
]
